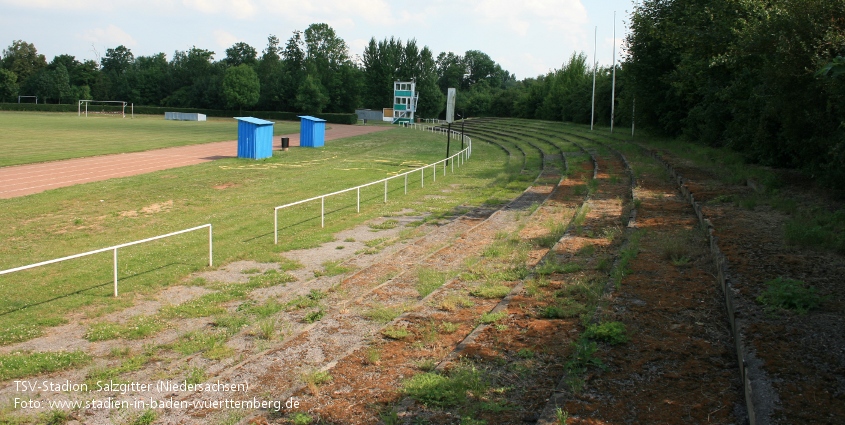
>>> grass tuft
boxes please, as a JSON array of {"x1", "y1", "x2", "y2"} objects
[
  {"x1": 0, "y1": 350, "x2": 92, "y2": 380},
  {"x1": 470, "y1": 283, "x2": 511, "y2": 299},
  {"x1": 757, "y1": 277, "x2": 825, "y2": 314},
  {"x1": 382, "y1": 326, "x2": 411, "y2": 340},
  {"x1": 416, "y1": 268, "x2": 447, "y2": 298},
  {"x1": 584, "y1": 321, "x2": 628, "y2": 345}
]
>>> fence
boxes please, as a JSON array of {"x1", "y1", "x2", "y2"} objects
[
  {"x1": 0, "y1": 224, "x2": 213, "y2": 297},
  {"x1": 274, "y1": 125, "x2": 472, "y2": 244}
]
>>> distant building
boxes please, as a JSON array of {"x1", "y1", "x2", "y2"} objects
[{"x1": 390, "y1": 81, "x2": 418, "y2": 124}]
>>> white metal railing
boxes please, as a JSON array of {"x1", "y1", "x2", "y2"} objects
[
  {"x1": 274, "y1": 126, "x2": 472, "y2": 244},
  {"x1": 0, "y1": 224, "x2": 213, "y2": 297}
]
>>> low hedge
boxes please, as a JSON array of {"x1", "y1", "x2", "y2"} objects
[{"x1": 0, "y1": 103, "x2": 357, "y2": 125}]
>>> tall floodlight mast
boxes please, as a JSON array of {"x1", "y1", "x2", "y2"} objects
[
  {"x1": 611, "y1": 11, "x2": 617, "y2": 134},
  {"x1": 591, "y1": 26, "x2": 597, "y2": 131}
]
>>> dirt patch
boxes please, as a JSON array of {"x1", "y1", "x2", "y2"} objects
[
  {"x1": 212, "y1": 182, "x2": 239, "y2": 190},
  {"x1": 119, "y1": 199, "x2": 174, "y2": 217}
]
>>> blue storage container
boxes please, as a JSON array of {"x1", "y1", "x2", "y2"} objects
[
  {"x1": 298, "y1": 115, "x2": 327, "y2": 148},
  {"x1": 235, "y1": 117, "x2": 274, "y2": 159}
]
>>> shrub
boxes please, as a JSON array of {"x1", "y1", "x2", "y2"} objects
[
  {"x1": 584, "y1": 321, "x2": 628, "y2": 345},
  {"x1": 470, "y1": 284, "x2": 511, "y2": 299},
  {"x1": 757, "y1": 277, "x2": 824, "y2": 314},
  {"x1": 382, "y1": 326, "x2": 410, "y2": 340},
  {"x1": 402, "y1": 365, "x2": 486, "y2": 407}
]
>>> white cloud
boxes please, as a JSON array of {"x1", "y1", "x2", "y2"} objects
[
  {"x1": 472, "y1": 0, "x2": 587, "y2": 39},
  {"x1": 181, "y1": 0, "x2": 256, "y2": 19},
  {"x1": 0, "y1": 0, "x2": 112, "y2": 10},
  {"x1": 213, "y1": 30, "x2": 241, "y2": 51},
  {"x1": 79, "y1": 25, "x2": 137, "y2": 48}
]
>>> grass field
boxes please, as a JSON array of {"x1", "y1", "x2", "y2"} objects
[
  {"x1": 0, "y1": 112, "x2": 301, "y2": 167},
  {"x1": 0, "y1": 124, "x2": 518, "y2": 345}
]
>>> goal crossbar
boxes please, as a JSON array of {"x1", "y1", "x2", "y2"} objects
[{"x1": 78, "y1": 100, "x2": 134, "y2": 118}]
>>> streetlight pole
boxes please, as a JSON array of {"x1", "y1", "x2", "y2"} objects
[{"x1": 611, "y1": 11, "x2": 617, "y2": 134}]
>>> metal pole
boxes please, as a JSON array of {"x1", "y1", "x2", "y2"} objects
[
  {"x1": 421, "y1": 169, "x2": 424, "y2": 188},
  {"x1": 113, "y1": 248, "x2": 118, "y2": 297},
  {"x1": 461, "y1": 118, "x2": 465, "y2": 151},
  {"x1": 445, "y1": 122, "x2": 452, "y2": 165},
  {"x1": 632, "y1": 97, "x2": 636, "y2": 137},
  {"x1": 591, "y1": 26, "x2": 597, "y2": 131},
  {"x1": 611, "y1": 11, "x2": 617, "y2": 134},
  {"x1": 433, "y1": 164, "x2": 436, "y2": 182},
  {"x1": 208, "y1": 224, "x2": 213, "y2": 266},
  {"x1": 357, "y1": 187, "x2": 360, "y2": 212},
  {"x1": 384, "y1": 180, "x2": 388, "y2": 203},
  {"x1": 405, "y1": 174, "x2": 408, "y2": 194},
  {"x1": 274, "y1": 209, "x2": 278, "y2": 244},
  {"x1": 321, "y1": 197, "x2": 325, "y2": 228}
]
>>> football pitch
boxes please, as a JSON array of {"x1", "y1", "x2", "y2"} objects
[
  {"x1": 0, "y1": 120, "x2": 514, "y2": 346},
  {"x1": 0, "y1": 111, "x2": 300, "y2": 167}
]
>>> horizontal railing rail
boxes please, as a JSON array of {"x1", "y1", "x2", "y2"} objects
[
  {"x1": 274, "y1": 125, "x2": 471, "y2": 244},
  {"x1": 0, "y1": 224, "x2": 213, "y2": 297}
]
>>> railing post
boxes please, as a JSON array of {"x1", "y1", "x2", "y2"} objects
[
  {"x1": 208, "y1": 224, "x2": 213, "y2": 267},
  {"x1": 113, "y1": 248, "x2": 118, "y2": 297},
  {"x1": 321, "y1": 197, "x2": 325, "y2": 228}
]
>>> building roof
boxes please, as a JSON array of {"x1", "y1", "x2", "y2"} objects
[
  {"x1": 234, "y1": 117, "x2": 275, "y2": 125},
  {"x1": 298, "y1": 115, "x2": 327, "y2": 123}
]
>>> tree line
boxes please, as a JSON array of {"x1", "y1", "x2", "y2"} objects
[
  {"x1": 0, "y1": 23, "x2": 515, "y2": 119},
  {"x1": 624, "y1": 0, "x2": 845, "y2": 193},
  {"x1": 0, "y1": 22, "x2": 618, "y2": 125},
  {"x1": 2, "y1": 4, "x2": 843, "y2": 191}
]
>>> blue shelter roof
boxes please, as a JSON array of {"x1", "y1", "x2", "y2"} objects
[
  {"x1": 234, "y1": 117, "x2": 275, "y2": 125},
  {"x1": 298, "y1": 115, "x2": 327, "y2": 123}
]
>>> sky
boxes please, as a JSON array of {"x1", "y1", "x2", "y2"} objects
[{"x1": 0, "y1": 0, "x2": 635, "y2": 81}]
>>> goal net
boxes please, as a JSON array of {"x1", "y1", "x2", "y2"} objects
[{"x1": 78, "y1": 100, "x2": 134, "y2": 118}]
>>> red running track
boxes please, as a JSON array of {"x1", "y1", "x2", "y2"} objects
[{"x1": 0, "y1": 125, "x2": 392, "y2": 199}]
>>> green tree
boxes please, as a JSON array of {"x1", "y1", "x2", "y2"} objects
[
  {"x1": 436, "y1": 52, "x2": 466, "y2": 93},
  {"x1": 415, "y1": 46, "x2": 444, "y2": 119},
  {"x1": 52, "y1": 64, "x2": 72, "y2": 103},
  {"x1": 0, "y1": 68, "x2": 19, "y2": 102},
  {"x1": 224, "y1": 42, "x2": 257, "y2": 67},
  {"x1": 165, "y1": 47, "x2": 221, "y2": 108},
  {"x1": 281, "y1": 30, "x2": 307, "y2": 111},
  {"x1": 101, "y1": 45, "x2": 136, "y2": 101},
  {"x1": 256, "y1": 35, "x2": 284, "y2": 110},
  {"x1": 222, "y1": 64, "x2": 260, "y2": 111},
  {"x1": 303, "y1": 23, "x2": 358, "y2": 113},
  {"x1": 1, "y1": 40, "x2": 47, "y2": 85},
  {"x1": 135, "y1": 53, "x2": 170, "y2": 105},
  {"x1": 295, "y1": 73, "x2": 328, "y2": 114}
]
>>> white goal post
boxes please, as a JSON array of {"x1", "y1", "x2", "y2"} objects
[{"x1": 78, "y1": 100, "x2": 134, "y2": 118}]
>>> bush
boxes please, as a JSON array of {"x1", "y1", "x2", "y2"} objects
[
  {"x1": 583, "y1": 321, "x2": 628, "y2": 345},
  {"x1": 402, "y1": 365, "x2": 486, "y2": 407},
  {"x1": 757, "y1": 277, "x2": 825, "y2": 314}
]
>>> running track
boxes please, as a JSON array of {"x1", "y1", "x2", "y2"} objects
[{"x1": 0, "y1": 125, "x2": 392, "y2": 199}]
